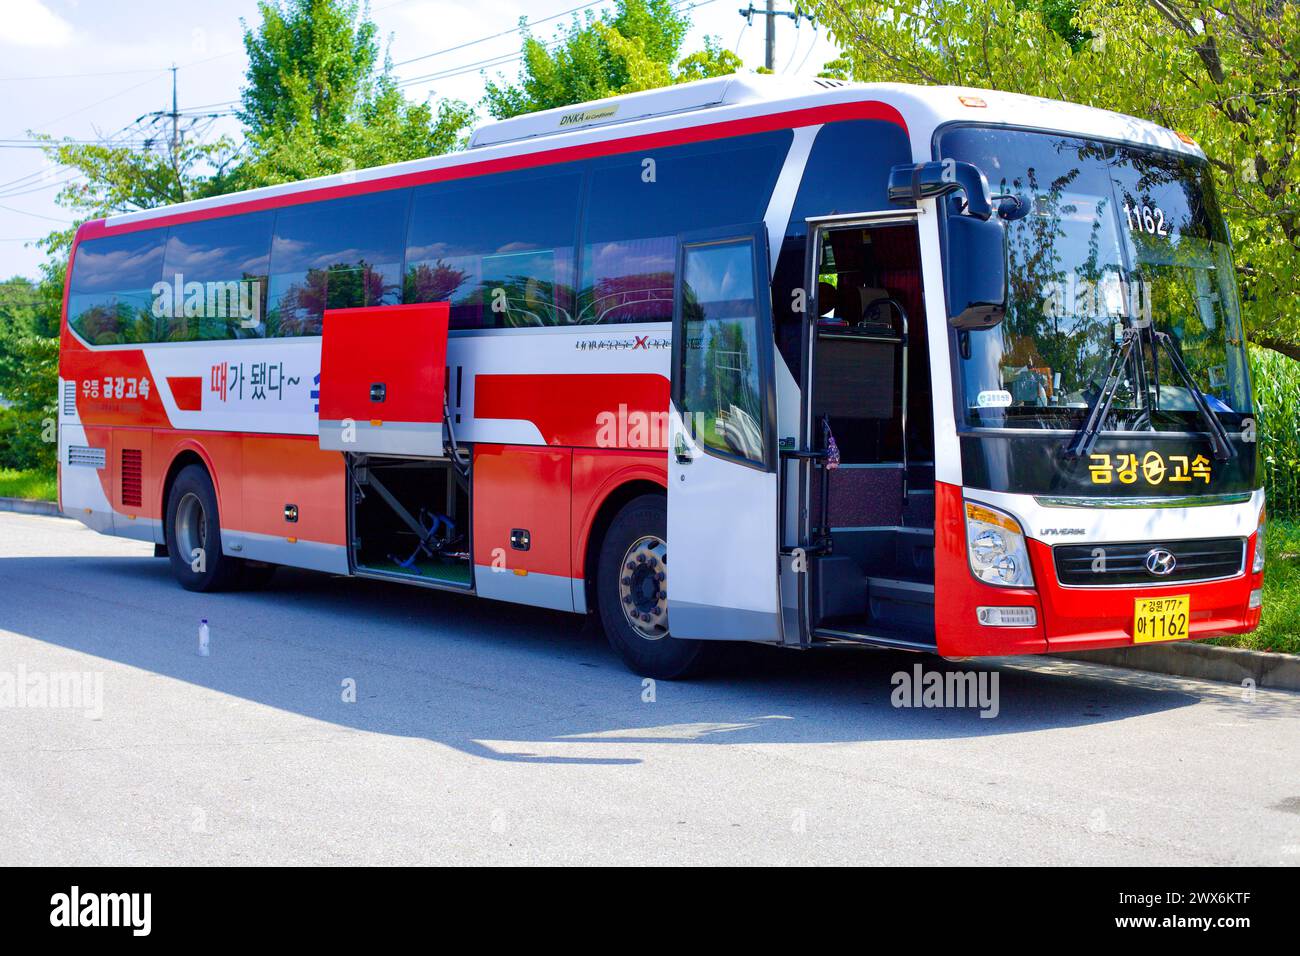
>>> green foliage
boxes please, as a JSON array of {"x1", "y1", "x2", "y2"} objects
[
  {"x1": 805, "y1": 0, "x2": 1300, "y2": 360},
  {"x1": 0, "y1": 273, "x2": 60, "y2": 473},
  {"x1": 36, "y1": 0, "x2": 472, "y2": 216},
  {"x1": 233, "y1": 0, "x2": 473, "y2": 186},
  {"x1": 1215, "y1": 517, "x2": 1300, "y2": 654},
  {"x1": 239, "y1": 0, "x2": 380, "y2": 138},
  {"x1": 0, "y1": 269, "x2": 65, "y2": 477},
  {"x1": 33, "y1": 133, "x2": 241, "y2": 228},
  {"x1": 0, "y1": 468, "x2": 57, "y2": 502},
  {"x1": 482, "y1": 0, "x2": 740, "y2": 119},
  {"x1": 0, "y1": 333, "x2": 58, "y2": 473},
  {"x1": 0, "y1": 277, "x2": 39, "y2": 336},
  {"x1": 1249, "y1": 345, "x2": 1300, "y2": 517},
  {"x1": 1024, "y1": 0, "x2": 1092, "y2": 51}
]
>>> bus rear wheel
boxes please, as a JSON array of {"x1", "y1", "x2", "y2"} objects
[
  {"x1": 164, "y1": 464, "x2": 245, "y2": 592},
  {"x1": 596, "y1": 494, "x2": 707, "y2": 680}
]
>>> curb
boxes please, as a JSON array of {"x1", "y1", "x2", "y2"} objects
[
  {"x1": 0, "y1": 496, "x2": 62, "y2": 517},
  {"x1": 1055, "y1": 641, "x2": 1300, "y2": 692}
]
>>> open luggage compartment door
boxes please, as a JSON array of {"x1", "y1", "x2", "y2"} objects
[{"x1": 318, "y1": 303, "x2": 451, "y2": 456}]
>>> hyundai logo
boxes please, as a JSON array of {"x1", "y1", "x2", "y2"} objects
[{"x1": 1145, "y1": 548, "x2": 1178, "y2": 576}]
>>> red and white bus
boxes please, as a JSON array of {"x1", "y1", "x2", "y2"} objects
[{"x1": 58, "y1": 75, "x2": 1264, "y2": 678}]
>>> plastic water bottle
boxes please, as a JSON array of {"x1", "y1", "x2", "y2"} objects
[{"x1": 198, "y1": 619, "x2": 210, "y2": 657}]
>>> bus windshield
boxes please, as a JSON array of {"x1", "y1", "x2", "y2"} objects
[{"x1": 938, "y1": 126, "x2": 1252, "y2": 432}]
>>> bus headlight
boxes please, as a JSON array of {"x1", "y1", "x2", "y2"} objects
[
  {"x1": 965, "y1": 501, "x2": 1034, "y2": 588},
  {"x1": 1252, "y1": 509, "x2": 1266, "y2": 574}
]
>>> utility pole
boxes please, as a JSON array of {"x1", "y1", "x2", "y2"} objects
[
  {"x1": 738, "y1": 3, "x2": 812, "y2": 71},
  {"x1": 765, "y1": 0, "x2": 775, "y2": 72},
  {"x1": 168, "y1": 63, "x2": 180, "y2": 173}
]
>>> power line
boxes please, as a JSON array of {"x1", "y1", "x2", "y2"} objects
[
  {"x1": 0, "y1": 163, "x2": 67, "y2": 194},
  {"x1": 737, "y1": 2, "x2": 812, "y2": 71},
  {"x1": 793, "y1": 25, "x2": 820, "y2": 74},
  {"x1": 0, "y1": 47, "x2": 241, "y2": 84},
  {"x1": 391, "y1": 0, "x2": 608, "y2": 70},
  {"x1": 0, "y1": 66, "x2": 166, "y2": 83},
  {"x1": 397, "y1": 51, "x2": 531, "y2": 89},
  {"x1": 394, "y1": 0, "x2": 720, "y2": 90},
  {"x1": 30, "y1": 74, "x2": 166, "y2": 134},
  {"x1": 0, "y1": 203, "x2": 74, "y2": 224},
  {"x1": 0, "y1": 174, "x2": 83, "y2": 202}
]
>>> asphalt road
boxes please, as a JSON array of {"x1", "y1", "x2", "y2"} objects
[{"x1": 1, "y1": 510, "x2": 1297, "y2": 865}]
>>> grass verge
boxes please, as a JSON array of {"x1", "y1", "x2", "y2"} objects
[
  {"x1": 0, "y1": 467, "x2": 57, "y2": 502},
  {"x1": 1213, "y1": 517, "x2": 1300, "y2": 655}
]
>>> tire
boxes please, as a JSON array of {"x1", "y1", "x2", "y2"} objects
[
  {"x1": 164, "y1": 464, "x2": 245, "y2": 592},
  {"x1": 595, "y1": 494, "x2": 708, "y2": 680}
]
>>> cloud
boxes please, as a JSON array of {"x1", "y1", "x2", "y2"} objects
[{"x1": 0, "y1": 0, "x2": 75, "y2": 49}]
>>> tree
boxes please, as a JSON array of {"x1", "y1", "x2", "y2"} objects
[
  {"x1": 0, "y1": 277, "x2": 39, "y2": 339},
  {"x1": 0, "y1": 273, "x2": 59, "y2": 472},
  {"x1": 233, "y1": 0, "x2": 472, "y2": 186},
  {"x1": 482, "y1": 0, "x2": 742, "y2": 119},
  {"x1": 33, "y1": 135, "x2": 240, "y2": 242},
  {"x1": 239, "y1": 0, "x2": 380, "y2": 138},
  {"x1": 35, "y1": 0, "x2": 472, "y2": 222},
  {"x1": 803, "y1": 0, "x2": 1300, "y2": 359}
]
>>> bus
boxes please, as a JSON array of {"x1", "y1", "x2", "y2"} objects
[{"x1": 57, "y1": 75, "x2": 1264, "y2": 679}]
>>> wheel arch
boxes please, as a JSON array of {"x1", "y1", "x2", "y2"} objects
[
  {"x1": 159, "y1": 444, "x2": 217, "y2": 524},
  {"x1": 580, "y1": 477, "x2": 665, "y2": 614}
]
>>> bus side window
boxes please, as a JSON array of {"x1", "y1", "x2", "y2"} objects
[
  {"x1": 578, "y1": 131, "x2": 791, "y2": 325},
  {"x1": 68, "y1": 229, "x2": 167, "y2": 346},
  {"x1": 161, "y1": 212, "x2": 274, "y2": 341},
  {"x1": 405, "y1": 169, "x2": 582, "y2": 330},
  {"x1": 267, "y1": 190, "x2": 410, "y2": 337},
  {"x1": 678, "y1": 238, "x2": 767, "y2": 466}
]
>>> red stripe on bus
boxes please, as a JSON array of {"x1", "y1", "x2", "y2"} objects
[
  {"x1": 167, "y1": 376, "x2": 203, "y2": 411},
  {"x1": 474, "y1": 372, "x2": 670, "y2": 449}
]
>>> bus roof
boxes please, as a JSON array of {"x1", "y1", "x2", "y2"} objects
[{"x1": 98, "y1": 74, "x2": 1204, "y2": 233}]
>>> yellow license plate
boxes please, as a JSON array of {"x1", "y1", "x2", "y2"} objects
[{"x1": 1133, "y1": 594, "x2": 1190, "y2": 644}]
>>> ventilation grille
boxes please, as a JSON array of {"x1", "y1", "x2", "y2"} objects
[
  {"x1": 120, "y1": 448, "x2": 143, "y2": 508},
  {"x1": 67, "y1": 445, "x2": 105, "y2": 469},
  {"x1": 1055, "y1": 537, "x2": 1245, "y2": 586},
  {"x1": 62, "y1": 381, "x2": 77, "y2": 417}
]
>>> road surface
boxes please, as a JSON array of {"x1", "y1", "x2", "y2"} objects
[{"x1": 1, "y1": 511, "x2": 1297, "y2": 865}]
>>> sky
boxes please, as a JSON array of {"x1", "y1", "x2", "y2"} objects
[{"x1": 0, "y1": 0, "x2": 842, "y2": 281}]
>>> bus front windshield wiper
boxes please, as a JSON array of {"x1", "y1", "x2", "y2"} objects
[
  {"x1": 1151, "y1": 328, "x2": 1237, "y2": 461},
  {"x1": 1065, "y1": 327, "x2": 1142, "y2": 460},
  {"x1": 1066, "y1": 326, "x2": 1237, "y2": 462}
]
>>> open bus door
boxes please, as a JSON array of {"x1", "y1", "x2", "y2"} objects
[
  {"x1": 667, "y1": 225, "x2": 782, "y2": 642},
  {"x1": 317, "y1": 303, "x2": 451, "y2": 455}
]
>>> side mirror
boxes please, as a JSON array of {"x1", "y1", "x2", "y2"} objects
[
  {"x1": 888, "y1": 160, "x2": 994, "y2": 221},
  {"x1": 944, "y1": 213, "x2": 1007, "y2": 329},
  {"x1": 888, "y1": 160, "x2": 1009, "y2": 328}
]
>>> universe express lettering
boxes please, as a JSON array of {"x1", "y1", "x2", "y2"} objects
[{"x1": 1088, "y1": 452, "x2": 1211, "y2": 486}]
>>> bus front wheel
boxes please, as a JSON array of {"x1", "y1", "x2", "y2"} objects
[
  {"x1": 596, "y1": 494, "x2": 707, "y2": 680},
  {"x1": 164, "y1": 464, "x2": 245, "y2": 592}
]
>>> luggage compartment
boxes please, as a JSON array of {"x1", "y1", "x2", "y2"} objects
[{"x1": 349, "y1": 454, "x2": 472, "y2": 589}]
